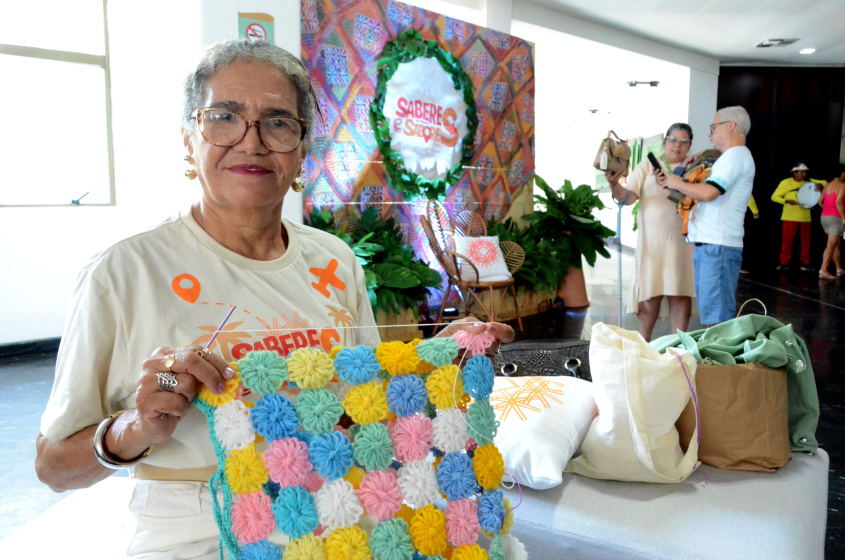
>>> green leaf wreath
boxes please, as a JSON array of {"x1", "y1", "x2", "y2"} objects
[{"x1": 369, "y1": 29, "x2": 478, "y2": 199}]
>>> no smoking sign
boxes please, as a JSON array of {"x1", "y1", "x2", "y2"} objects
[{"x1": 245, "y1": 23, "x2": 266, "y2": 42}]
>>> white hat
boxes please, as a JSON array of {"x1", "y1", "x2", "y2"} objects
[{"x1": 791, "y1": 163, "x2": 809, "y2": 172}]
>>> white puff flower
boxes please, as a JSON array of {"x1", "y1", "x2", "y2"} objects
[
  {"x1": 432, "y1": 407, "x2": 469, "y2": 454},
  {"x1": 315, "y1": 478, "x2": 363, "y2": 530},
  {"x1": 325, "y1": 379, "x2": 353, "y2": 402},
  {"x1": 213, "y1": 400, "x2": 254, "y2": 451},
  {"x1": 502, "y1": 534, "x2": 529, "y2": 560},
  {"x1": 397, "y1": 460, "x2": 441, "y2": 508}
]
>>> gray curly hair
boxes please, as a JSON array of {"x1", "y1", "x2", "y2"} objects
[
  {"x1": 181, "y1": 39, "x2": 317, "y2": 145},
  {"x1": 714, "y1": 106, "x2": 751, "y2": 137}
]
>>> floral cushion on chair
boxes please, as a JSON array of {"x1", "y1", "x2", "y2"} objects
[{"x1": 454, "y1": 235, "x2": 512, "y2": 282}]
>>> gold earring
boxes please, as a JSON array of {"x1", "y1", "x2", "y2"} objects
[
  {"x1": 184, "y1": 155, "x2": 197, "y2": 180},
  {"x1": 292, "y1": 169, "x2": 305, "y2": 193}
]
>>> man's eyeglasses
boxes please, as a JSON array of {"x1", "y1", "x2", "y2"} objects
[
  {"x1": 194, "y1": 108, "x2": 307, "y2": 153},
  {"x1": 709, "y1": 121, "x2": 731, "y2": 133},
  {"x1": 666, "y1": 136, "x2": 691, "y2": 145}
]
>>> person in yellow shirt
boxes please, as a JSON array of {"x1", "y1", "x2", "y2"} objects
[{"x1": 771, "y1": 163, "x2": 825, "y2": 271}]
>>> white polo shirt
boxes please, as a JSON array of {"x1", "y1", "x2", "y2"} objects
[{"x1": 687, "y1": 145, "x2": 756, "y2": 248}]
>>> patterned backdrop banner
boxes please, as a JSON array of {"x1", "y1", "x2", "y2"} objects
[{"x1": 300, "y1": 0, "x2": 535, "y2": 273}]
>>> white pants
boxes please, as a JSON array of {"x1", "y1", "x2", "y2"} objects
[{"x1": 121, "y1": 480, "x2": 221, "y2": 560}]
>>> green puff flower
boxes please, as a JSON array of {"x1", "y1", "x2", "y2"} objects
[
  {"x1": 353, "y1": 422, "x2": 395, "y2": 472},
  {"x1": 369, "y1": 518, "x2": 414, "y2": 560},
  {"x1": 489, "y1": 534, "x2": 505, "y2": 560},
  {"x1": 415, "y1": 338, "x2": 460, "y2": 367},
  {"x1": 467, "y1": 399, "x2": 499, "y2": 445},
  {"x1": 295, "y1": 388, "x2": 344, "y2": 434},
  {"x1": 237, "y1": 350, "x2": 286, "y2": 395}
]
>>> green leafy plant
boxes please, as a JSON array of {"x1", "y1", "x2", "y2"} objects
[
  {"x1": 517, "y1": 175, "x2": 615, "y2": 285},
  {"x1": 307, "y1": 208, "x2": 442, "y2": 316},
  {"x1": 486, "y1": 218, "x2": 558, "y2": 292}
]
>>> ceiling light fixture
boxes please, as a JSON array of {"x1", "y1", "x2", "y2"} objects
[
  {"x1": 628, "y1": 81, "x2": 659, "y2": 87},
  {"x1": 800, "y1": 48, "x2": 816, "y2": 55},
  {"x1": 755, "y1": 38, "x2": 799, "y2": 48}
]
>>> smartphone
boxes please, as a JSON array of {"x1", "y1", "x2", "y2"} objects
[{"x1": 646, "y1": 152, "x2": 662, "y2": 171}]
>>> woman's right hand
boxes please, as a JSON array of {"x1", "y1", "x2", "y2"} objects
[
  {"x1": 605, "y1": 169, "x2": 626, "y2": 186},
  {"x1": 133, "y1": 346, "x2": 236, "y2": 446}
]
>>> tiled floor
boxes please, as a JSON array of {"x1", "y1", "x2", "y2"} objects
[{"x1": 1, "y1": 248, "x2": 842, "y2": 556}]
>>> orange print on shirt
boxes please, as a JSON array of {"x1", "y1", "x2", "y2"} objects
[{"x1": 310, "y1": 259, "x2": 346, "y2": 298}]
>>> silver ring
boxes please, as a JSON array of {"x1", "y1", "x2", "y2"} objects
[{"x1": 156, "y1": 372, "x2": 178, "y2": 392}]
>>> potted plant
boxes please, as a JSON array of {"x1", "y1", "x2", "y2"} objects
[{"x1": 521, "y1": 176, "x2": 615, "y2": 307}]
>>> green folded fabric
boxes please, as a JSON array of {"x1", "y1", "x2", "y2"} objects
[{"x1": 651, "y1": 314, "x2": 819, "y2": 454}]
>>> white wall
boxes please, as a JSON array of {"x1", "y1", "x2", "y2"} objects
[{"x1": 1, "y1": 0, "x2": 719, "y2": 344}]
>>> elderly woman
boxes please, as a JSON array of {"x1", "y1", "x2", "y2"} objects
[
  {"x1": 35, "y1": 39, "x2": 511, "y2": 558},
  {"x1": 605, "y1": 123, "x2": 696, "y2": 341}
]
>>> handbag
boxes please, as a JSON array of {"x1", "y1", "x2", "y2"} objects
[
  {"x1": 593, "y1": 130, "x2": 631, "y2": 173},
  {"x1": 493, "y1": 339, "x2": 591, "y2": 381}
]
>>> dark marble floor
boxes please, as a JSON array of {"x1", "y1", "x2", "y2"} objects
[{"x1": 1, "y1": 249, "x2": 842, "y2": 556}]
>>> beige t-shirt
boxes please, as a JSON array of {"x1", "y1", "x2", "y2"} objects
[{"x1": 40, "y1": 209, "x2": 379, "y2": 468}]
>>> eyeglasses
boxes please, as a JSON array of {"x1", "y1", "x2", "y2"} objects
[
  {"x1": 709, "y1": 121, "x2": 731, "y2": 133},
  {"x1": 194, "y1": 108, "x2": 307, "y2": 153},
  {"x1": 665, "y1": 136, "x2": 691, "y2": 145}
]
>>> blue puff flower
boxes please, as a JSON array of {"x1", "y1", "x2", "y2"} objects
[
  {"x1": 416, "y1": 338, "x2": 460, "y2": 367},
  {"x1": 462, "y1": 355, "x2": 495, "y2": 400},
  {"x1": 334, "y1": 346, "x2": 382, "y2": 385},
  {"x1": 293, "y1": 431, "x2": 315, "y2": 446},
  {"x1": 309, "y1": 431, "x2": 353, "y2": 481},
  {"x1": 436, "y1": 451, "x2": 476, "y2": 501},
  {"x1": 272, "y1": 486, "x2": 319, "y2": 539},
  {"x1": 239, "y1": 539, "x2": 282, "y2": 560},
  {"x1": 251, "y1": 394, "x2": 299, "y2": 441},
  {"x1": 386, "y1": 374, "x2": 427, "y2": 417},
  {"x1": 477, "y1": 489, "x2": 506, "y2": 533}
]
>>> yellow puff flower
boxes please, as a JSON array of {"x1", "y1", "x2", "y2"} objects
[
  {"x1": 376, "y1": 341, "x2": 419, "y2": 376},
  {"x1": 343, "y1": 465, "x2": 366, "y2": 490},
  {"x1": 284, "y1": 534, "x2": 327, "y2": 560},
  {"x1": 287, "y1": 348, "x2": 335, "y2": 389},
  {"x1": 409, "y1": 504, "x2": 447, "y2": 556},
  {"x1": 501, "y1": 497, "x2": 514, "y2": 535},
  {"x1": 426, "y1": 365, "x2": 465, "y2": 410},
  {"x1": 342, "y1": 381, "x2": 388, "y2": 424},
  {"x1": 410, "y1": 339, "x2": 437, "y2": 373},
  {"x1": 325, "y1": 526, "x2": 371, "y2": 560},
  {"x1": 473, "y1": 444, "x2": 505, "y2": 490},
  {"x1": 329, "y1": 345, "x2": 345, "y2": 360},
  {"x1": 197, "y1": 365, "x2": 241, "y2": 407},
  {"x1": 452, "y1": 544, "x2": 489, "y2": 560},
  {"x1": 224, "y1": 443, "x2": 268, "y2": 494}
]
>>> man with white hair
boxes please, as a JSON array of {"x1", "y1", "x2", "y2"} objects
[{"x1": 656, "y1": 106, "x2": 756, "y2": 326}]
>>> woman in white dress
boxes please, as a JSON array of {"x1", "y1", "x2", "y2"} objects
[{"x1": 605, "y1": 123, "x2": 696, "y2": 341}]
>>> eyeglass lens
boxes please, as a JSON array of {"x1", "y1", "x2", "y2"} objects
[
  {"x1": 666, "y1": 137, "x2": 690, "y2": 145},
  {"x1": 709, "y1": 121, "x2": 729, "y2": 133},
  {"x1": 199, "y1": 109, "x2": 304, "y2": 153}
]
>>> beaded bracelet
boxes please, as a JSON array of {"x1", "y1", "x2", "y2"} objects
[{"x1": 193, "y1": 335, "x2": 526, "y2": 560}]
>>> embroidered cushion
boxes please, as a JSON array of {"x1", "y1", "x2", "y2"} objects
[
  {"x1": 491, "y1": 375, "x2": 596, "y2": 490},
  {"x1": 454, "y1": 235, "x2": 512, "y2": 282}
]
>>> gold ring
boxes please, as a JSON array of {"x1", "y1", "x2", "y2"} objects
[
  {"x1": 164, "y1": 354, "x2": 176, "y2": 372},
  {"x1": 197, "y1": 348, "x2": 212, "y2": 359}
]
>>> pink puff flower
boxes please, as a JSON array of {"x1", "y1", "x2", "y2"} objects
[
  {"x1": 231, "y1": 492, "x2": 275, "y2": 544},
  {"x1": 357, "y1": 469, "x2": 403, "y2": 522},
  {"x1": 453, "y1": 329, "x2": 496, "y2": 356},
  {"x1": 389, "y1": 413, "x2": 433, "y2": 463},
  {"x1": 301, "y1": 470, "x2": 326, "y2": 493},
  {"x1": 445, "y1": 498, "x2": 480, "y2": 547},
  {"x1": 263, "y1": 437, "x2": 312, "y2": 488}
]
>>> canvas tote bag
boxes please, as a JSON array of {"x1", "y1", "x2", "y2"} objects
[{"x1": 567, "y1": 323, "x2": 700, "y2": 483}]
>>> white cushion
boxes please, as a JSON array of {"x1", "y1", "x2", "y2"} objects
[
  {"x1": 453, "y1": 235, "x2": 512, "y2": 282},
  {"x1": 491, "y1": 376, "x2": 597, "y2": 490}
]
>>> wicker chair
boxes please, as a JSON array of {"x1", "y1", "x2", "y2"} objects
[{"x1": 420, "y1": 202, "x2": 524, "y2": 331}]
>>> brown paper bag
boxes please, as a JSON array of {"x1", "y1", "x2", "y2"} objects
[{"x1": 676, "y1": 362, "x2": 790, "y2": 472}]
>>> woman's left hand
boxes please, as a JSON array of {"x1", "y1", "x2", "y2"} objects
[{"x1": 436, "y1": 316, "x2": 515, "y2": 354}]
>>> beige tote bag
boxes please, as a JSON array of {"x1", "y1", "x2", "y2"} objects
[{"x1": 567, "y1": 323, "x2": 699, "y2": 483}]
